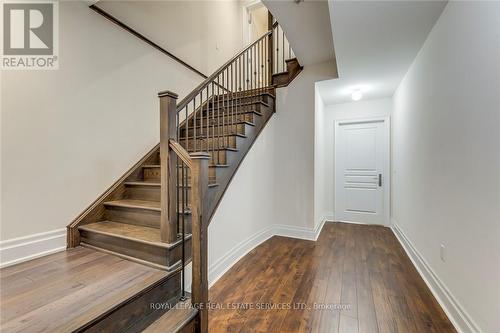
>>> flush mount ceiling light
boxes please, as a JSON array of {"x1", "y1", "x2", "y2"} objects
[{"x1": 351, "y1": 89, "x2": 363, "y2": 101}]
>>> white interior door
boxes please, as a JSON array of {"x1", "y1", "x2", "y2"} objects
[{"x1": 335, "y1": 119, "x2": 389, "y2": 225}]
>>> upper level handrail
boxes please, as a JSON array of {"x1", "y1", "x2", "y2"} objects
[
  {"x1": 89, "y1": 4, "x2": 208, "y2": 79},
  {"x1": 176, "y1": 30, "x2": 272, "y2": 111}
]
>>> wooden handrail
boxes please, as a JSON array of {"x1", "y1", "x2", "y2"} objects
[
  {"x1": 157, "y1": 19, "x2": 296, "y2": 333},
  {"x1": 89, "y1": 4, "x2": 208, "y2": 79},
  {"x1": 176, "y1": 29, "x2": 272, "y2": 111},
  {"x1": 169, "y1": 140, "x2": 192, "y2": 169}
]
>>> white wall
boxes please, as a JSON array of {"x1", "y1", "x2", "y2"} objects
[
  {"x1": 249, "y1": 5, "x2": 268, "y2": 42},
  {"x1": 208, "y1": 116, "x2": 276, "y2": 284},
  {"x1": 273, "y1": 61, "x2": 337, "y2": 229},
  {"x1": 314, "y1": 97, "x2": 392, "y2": 226},
  {"x1": 97, "y1": 0, "x2": 245, "y2": 75},
  {"x1": 313, "y1": 87, "x2": 328, "y2": 228},
  {"x1": 1, "y1": 1, "x2": 203, "y2": 242},
  {"x1": 207, "y1": 61, "x2": 337, "y2": 284},
  {"x1": 0, "y1": 1, "x2": 336, "y2": 275},
  {"x1": 392, "y1": 2, "x2": 500, "y2": 332}
]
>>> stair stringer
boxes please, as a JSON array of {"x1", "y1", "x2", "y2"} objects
[
  {"x1": 67, "y1": 144, "x2": 160, "y2": 248},
  {"x1": 204, "y1": 92, "x2": 276, "y2": 224}
]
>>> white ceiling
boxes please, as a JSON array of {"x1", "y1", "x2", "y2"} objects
[
  {"x1": 262, "y1": 0, "x2": 337, "y2": 67},
  {"x1": 317, "y1": 0, "x2": 447, "y2": 105}
]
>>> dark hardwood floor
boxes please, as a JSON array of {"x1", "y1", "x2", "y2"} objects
[{"x1": 208, "y1": 222, "x2": 456, "y2": 333}]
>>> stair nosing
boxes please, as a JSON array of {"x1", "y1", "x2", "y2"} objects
[
  {"x1": 177, "y1": 183, "x2": 219, "y2": 188},
  {"x1": 181, "y1": 120, "x2": 255, "y2": 130},
  {"x1": 179, "y1": 133, "x2": 247, "y2": 140},
  {"x1": 80, "y1": 242, "x2": 180, "y2": 271},
  {"x1": 189, "y1": 147, "x2": 238, "y2": 153},
  {"x1": 79, "y1": 222, "x2": 192, "y2": 249},
  {"x1": 124, "y1": 181, "x2": 160, "y2": 187},
  {"x1": 103, "y1": 200, "x2": 161, "y2": 212},
  {"x1": 196, "y1": 109, "x2": 264, "y2": 117},
  {"x1": 209, "y1": 100, "x2": 270, "y2": 109},
  {"x1": 142, "y1": 297, "x2": 198, "y2": 333},
  {"x1": 213, "y1": 91, "x2": 275, "y2": 101}
]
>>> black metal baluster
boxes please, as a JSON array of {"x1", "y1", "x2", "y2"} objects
[
  {"x1": 216, "y1": 77, "x2": 220, "y2": 164},
  {"x1": 222, "y1": 70, "x2": 226, "y2": 148},
  {"x1": 260, "y1": 39, "x2": 263, "y2": 94},
  {"x1": 211, "y1": 82, "x2": 215, "y2": 165},
  {"x1": 276, "y1": 26, "x2": 279, "y2": 74},
  {"x1": 180, "y1": 160, "x2": 186, "y2": 301},
  {"x1": 240, "y1": 54, "x2": 243, "y2": 124},
  {"x1": 265, "y1": 37, "x2": 268, "y2": 86},
  {"x1": 282, "y1": 27, "x2": 285, "y2": 72},
  {"x1": 185, "y1": 107, "x2": 188, "y2": 152},
  {"x1": 230, "y1": 63, "x2": 234, "y2": 136},
  {"x1": 205, "y1": 86, "x2": 209, "y2": 151},
  {"x1": 253, "y1": 45, "x2": 256, "y2": 102},
  {"x1": 193, "y1": 99, "x2": 196, "y2": 152},
  {"x1": 176, "y1": 156, "x2": 180, "y2": 235}
]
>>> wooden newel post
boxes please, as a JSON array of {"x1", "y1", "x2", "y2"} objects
[
  {"x1": 158, "y1": 90, "x2": 178, "y2": 243},
  {"x1": 267, "y1": 11, "x2": 274, "y2": 85},
  {"x1": 190, "y1": 152, "x2": 210, "y2": 333}
]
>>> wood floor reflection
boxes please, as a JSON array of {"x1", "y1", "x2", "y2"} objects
[{"x1": 208, "y1": 222, "x2": 456, "y2": 333}]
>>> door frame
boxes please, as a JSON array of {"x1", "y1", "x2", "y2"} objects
[
  {"x1": 333, "y1": 116, "x2": 391, "y2": 226},
  {"x1": 242, "y1": 0, "x2": 265, "y2": 45}
]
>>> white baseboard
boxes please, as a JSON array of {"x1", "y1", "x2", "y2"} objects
[
  {"x1": 207, "y1": 218, "x2": 334, "y2": 287},
  {"x1": 208, "y1": 225, "x2": 274, "y2": 287},
  {"x1": 0, "y1": 228, "x2": 66, "y2": 268},
  {"x1": 275, "y1": 216, "x2": 333, "y2": 241},
  {"x1": 391, "y1": 219, "x2": 481, "y2": 333}
]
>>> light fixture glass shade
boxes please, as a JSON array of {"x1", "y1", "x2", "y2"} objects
[{"x1": 351, "y1": 90, "x2": 363, "y2": 101}]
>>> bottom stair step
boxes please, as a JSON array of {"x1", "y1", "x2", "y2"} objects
[
  {"x1": 142, "y1": 297, "x2": 197, "y2": 333},
  {"x1": 0, "y1": 246, "x2": 182, "y2": 333},
  {"x1": 79, "y1": 221, "x2": 191, "y2": 271}
]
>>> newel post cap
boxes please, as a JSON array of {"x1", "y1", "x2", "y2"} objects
[{"x1": 158, "y1": 90, "x2": 178, "y2": 99}]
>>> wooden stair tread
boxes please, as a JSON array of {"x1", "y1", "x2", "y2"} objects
[
  {"x1": 143, "y1": 298, "x2": 197, "y2": 333},
  {"x1": 187, "y1": 147, "x2": 238, "y2": 152},
  {"x1": 124, "y1": 181, "x2": 160, "y2": 187},
  {"x1": 196, "y1": 109, "x2": 264, "y2": 117},
  {"x1": 79, "y1": 221, "x2": 162, "y2": 245},
  {"x1": 178, "y1": 133, "x2": 247, "y2": 140},
  {"x1": 208, "y1": 100, "x2": 270, "y2": 109},
  {"x1": 102, "y1": 199, "x2": 197, "y2": 216},
  {"x1": 178, "y1": 183, "x2": 219, "y2": 188},
  {"x1": 273, "y1": 70, "x2": 290, "y2": 76},
  {"x1": 125, "y1": 181, "x2": 218, "y2": 188},
  {"x1": 213, "y1": 91, "x2": 275, "y2": 100},
  {"x1": 182, "y1": 120, "x2": 255, "y2": 129},
  {"x1": 145, "y1": 164, "x2": 229, "y2": 168},
  {"x1": 79, "y1": 221, "x2": 191, "y2": 248},
  {"x1": 104, "y1": 199, "x2": 160, "y2": 211},
  {"x1": 0, "y1": 247, "x2": 172, "y2": 333}
]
